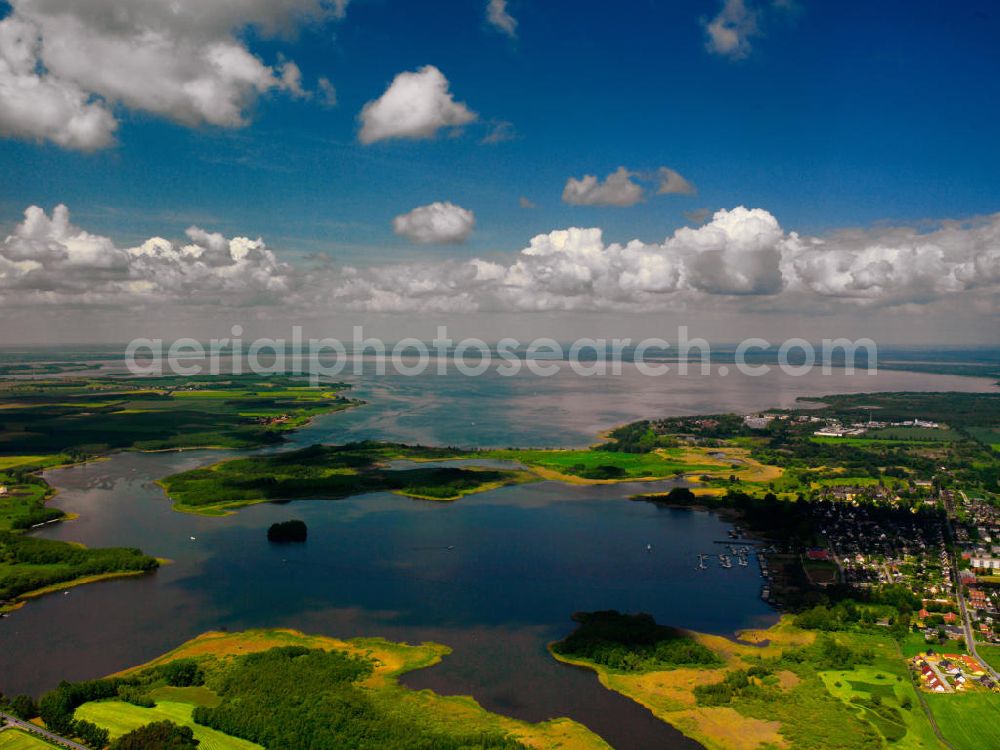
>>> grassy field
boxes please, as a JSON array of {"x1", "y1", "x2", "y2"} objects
[
  {"x1": 820, "y1": 665, "x2": 941, "y2": 749},
  {"x1": 0, "y1": 455, "x2": 69, "y2": 471},
  {"x1": 482, "y1": 447, "x2": 718, "y2": 482},
  {"x1": 0, "y1": 476, "x2": 59, "y2": 532},
  {"x1": 76, "y1": 701, "x2": 262, "y2": 750},
  {"x1": 100, "y1": 628, "x2": 608, "y2": 750},
  {"x1": 976, "y1": 643, "x2": 1000, "y2": 672},
  {"x1": 898, "y1": 632, "x2": 968, "y2": 659},
  {"x1": 865, "y1": 427, "x2": 961, "y2": 442},
  {"x1": 0, "y1": 730, "x2": 58, "y2": 749},
  {"x1": 924, "y1": 693, "x2": 1000, "y2": 750},
  {"x1": 809, "y1": 436, "x2": 941, "y2": 447}
]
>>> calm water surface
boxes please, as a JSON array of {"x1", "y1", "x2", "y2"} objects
[{"x1": 1, "y1": 367, "x2": 996, "y2": 748}]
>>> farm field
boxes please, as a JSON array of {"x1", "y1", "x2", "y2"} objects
[
  {"x1": 976, "y1": 644, "x2": 1000, "y2": 673},
  {"x1": 0, "y1": 731, "x2": 57, "y2": 749},
  {"x1": 0, "y1": 375, "x2": 356, "y2": 456},
  {"x1": 924, "y1": 693, "x2": 1000, "y2": 750},
  {"x1": 75, "y1": 700, "x2": 262, "y2": 750}
]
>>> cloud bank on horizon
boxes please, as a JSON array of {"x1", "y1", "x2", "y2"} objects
[{"x1": 2, "y1": 204, "x2": 996, "y2": 318}]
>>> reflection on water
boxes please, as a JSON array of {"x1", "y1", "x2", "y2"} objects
[
  {"x1": 293, "y1": 363, "x2": 998, "y2": 448},
  {"x1": 0, "y1": 367, "x2": 995, "y2": 748}
]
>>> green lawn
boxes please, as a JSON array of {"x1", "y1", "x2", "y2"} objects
[
  {"x1": 0, "y1": 730, "x2": 58, "y2": 749},
  {"x1": 925, "y1": 693, "x2": 1000, "y2": 750},
  {"x1": 976, "y1": 644, "x2": 1000, "y2": 673},
  {"x1": 76, "y1": 700, "x2": 262, "y2": 750},
  {"x1": 809, "y1": 436, "x2": 940, "y2": 447},
  {"x1": 899, "y1": 632, "x2": 966, "y2": 658},
  {"x1": 0, "y1": 455, "x2": 68, "y2": 471},
  {"x1": 0, "y1": 475, "x2": 60, "y2": 532},
  {"x1": 812, "y1": 476, "x2": 885, "y2": 487},
  {"x1": 147, "y1": 685, "x2": 221, "y2": 707},
  {"x1": 484, "y1": 447, "x2": 714, "y2": 480},
  {"x1": 865, "y1": 427, "x2": 961, "y2": 442}
]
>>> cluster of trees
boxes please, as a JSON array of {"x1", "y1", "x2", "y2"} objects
[
  {"x1": 598, "y1": 422, "x2": 678, "y2": 453},
  {"x1": 154, "y1": 659, "x2": 205, "y2": 688},
  {"x1": 110, "y1": 720, "x2": 199, "y2": 750},
  {"x1": 0, "y1": 530, "x2": 159, "y2": 600},
  {"x1": 793, "y1": 586, "x2": 920, "y2": 641},
  {"x1": 694, "y1": 667, "x2": 768, "y2": 706},
  {"x1": 0, "y1": 691, "x2": 38, "y2": 720},
  {"x1": 569, "y1": 464, "x2": 627, "y2": 480},
  {"x1": 192, "y1": 646, "x2": 526, "y2": 749},
  {"x1": 34, "y1": 657, "x2": 204, "y2": 748},
  {"x1": 117, "y1": 685, "x2": 155, "y2": 708},
  {"x1": 38, "y1": 678, "x2": 118, "y2": 748},
  {"x1": 267, "y1": 519, "x2": 308, "y2": 543},
  {"x1": 650, "y1": 414, "x2": 749, "y2": 441},
  {"x1": 552, "y1": 610, "x2": 721, "y2": 672}
]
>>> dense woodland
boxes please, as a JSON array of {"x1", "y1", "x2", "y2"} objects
[
  {"x1": 192, "y1": 646, "x2": 527, "y2": 750},
  {"x1": 0, "y1": 531, "x2": 158, "y2": 601}
]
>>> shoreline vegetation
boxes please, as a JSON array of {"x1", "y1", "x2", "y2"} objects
[
  {"x1": 157, "y1": 442, "x2": 542, "y2": 515},
  {"x1": 35, "y1": 628, "x2": 609, "y2": 750},
  {"x1": 549, "y1": 613, "x2": 946, "y2": 750},
  {"x1": 0, "y1": 374, "x2": 358, "y2": 610}
]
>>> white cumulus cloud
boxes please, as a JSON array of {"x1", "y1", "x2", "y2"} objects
[
  {"x1": 326, "y1": 209, "x2": 1000, "y2": 314},
  {"x1": 358, "y1": 65, "x2": 477, "y2": 144},
  {"x1": 656, "y1": 167, "x2": 697, "y2": 195},
  {"x1": 0, "y1": 0, "x2": 344, "y2": 150},
  {"x1": 2, "y1": 204, "x2": 997, "y2": 319},
  {"x1": 0, "y1": 204, "x2": 297, "y2": 306},
  {"x1": 392, "y1": 202, "x2": 476, "y2": 244},
  {"x1": 486, "y1": 0, "x2": 518, "y2": 37},
  {"x1": 562, "y1": 167, "x2": 645, "y2": 207},
  {"x1": 704, "y1": 0, "x2": 760, "y2": 59},
  {"x1": 563, "y1": 166, "x2": 696, "y2": 207}
]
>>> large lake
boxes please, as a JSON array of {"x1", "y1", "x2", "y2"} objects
[{"x1": 1, "y1": 365, "x2": 995, "y2": 749}]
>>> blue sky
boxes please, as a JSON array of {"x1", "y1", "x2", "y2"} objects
[
  {"x1": 0, "y1": 0, "x2": 998, "y2": 344},
  {"x1": 2, "y1": 0, "x2": 999, "y2": 263}
]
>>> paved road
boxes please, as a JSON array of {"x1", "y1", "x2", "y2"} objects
[
  {"x1": 943, "y1": 498, "x2": 1000, "y2": 683},
  {"x1": 951, "y1": 559, "x2": 1000, "y2": 682},
  {"x1": 0, "y1": 711, "x2": 90, "y2": 750}
]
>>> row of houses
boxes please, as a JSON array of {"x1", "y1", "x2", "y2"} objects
[{"x1": 912, "y1": 652, "x2": 997, "y2": 693}]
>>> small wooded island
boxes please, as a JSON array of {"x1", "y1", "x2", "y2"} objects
[{"x1": 267, "y1": 520, "x2": 308, "y2": 543}]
